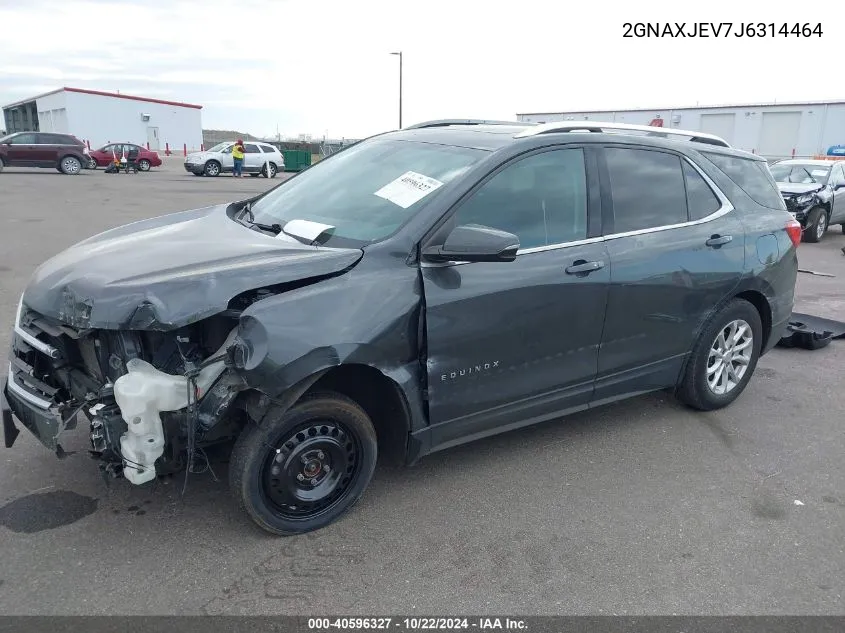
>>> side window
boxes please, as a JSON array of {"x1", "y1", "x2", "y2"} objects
[
  {"x1": 703, "y1": 152, "x2": 784, "y2": 210},
  {"x1": 605, "y1": 148, "x2": 687, "y2": 233},
  {"x1": 243, "y1": 143, "x2": 260, "y2": 154},
  {"x1": 452, "y1": 149, "x2": 588, "y2": 250},
  {"x1": 683, "y1": 161, "x2": 722, "y2": 220},
  {"x1": 260, "y1": 145, "x2": 277, "y2": 153},
  {"x1": 9, "y1": 134, "x2": 35, "y2": 144}
]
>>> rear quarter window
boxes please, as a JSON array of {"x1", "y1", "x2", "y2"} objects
[{"x1": 702, "y1": 152, "x2": 785, "y2": 210}]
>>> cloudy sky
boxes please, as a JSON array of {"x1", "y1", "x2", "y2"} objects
[{"x1": 0, "y1": 0, "x2": 839, "y2": 139}]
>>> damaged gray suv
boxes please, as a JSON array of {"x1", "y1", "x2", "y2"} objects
[{"x1": 3, "y1": 120, "x2": 800, "y2": 535}]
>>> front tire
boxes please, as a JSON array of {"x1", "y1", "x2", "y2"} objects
[
  {"x1": 803, "y1": 207, "x2": 828, "y2": 243},
  {"x1": 677, "y1": 298, "x2": 763, "y2": 411},
  {"x1": 87, "y1": 157, "x2": 98, "y2": 170},
  {"x1": 59, "y1": 155, "x2": 82, "y2": 175},
  {"x1": 203, "y1": 160, "x2": 221, "y2": 177},
  {"x1": 0, "y1": 156, "x2": 4, "y2": 173},
  {"x1": 229, "y1": 392, "x2": 378, "y2": 536}
]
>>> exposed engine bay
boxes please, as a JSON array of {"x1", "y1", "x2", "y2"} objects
[{"x1": 7, "y1": 296, "x2": 266, "y2": 483}]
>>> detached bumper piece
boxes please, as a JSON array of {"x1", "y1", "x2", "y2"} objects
[
  {"x1": 777, "y1": 312, "x2": 845, "y2": 351},
  {"x1": 2, "y1": 387, "x2": 20, "y2": 448}
]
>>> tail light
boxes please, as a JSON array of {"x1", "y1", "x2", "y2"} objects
[{"x1": 786, "y1": 219, "x2": 802, "y2": 247}]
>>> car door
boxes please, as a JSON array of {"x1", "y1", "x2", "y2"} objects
[
  {"x1": 218, "y1": 144, "x2": 235, "y2": 171},
  {"x1": 243, "y1": 143, "x2": 262, "y2": 172},
  {"x1": 592, "y1": 145, "x2": 745, "y2": 404},
  {"x1": 421, "y1": 146, "x2": 610, "y2": 449},
  {"x1": 6, "y1": 133, "x2": 38, "y2": 166},
  {"x1": 828, "y1": 163, "x2": 845, "y2": 223}
]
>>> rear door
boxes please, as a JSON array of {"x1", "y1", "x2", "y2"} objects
[
  {"x1": 33, "y1": 133, "x2": 62, "y2": 165},
  {"x1": 422, "y1": 146, "x2": 610, "y2": 449},
  {"x1": 243, "y1": 143, "x2": 263, "y2": 172},
  {"x1": 592, "y1": 145, "x2": 745, "y2": 403}
]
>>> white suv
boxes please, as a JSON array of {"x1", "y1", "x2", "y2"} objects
[{"x1": 184, "y1": 141, "x2": 285, "y2": 177}]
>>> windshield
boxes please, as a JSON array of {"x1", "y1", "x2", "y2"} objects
[
  {"x1": 206, "y1": 142, "x2": 231, "y2": 153},
  {"x1": 0, "y1": 133, "x2": 15, "y2": 143},
  {"x1": 249, "y1": 138, "x2": 487, "y2": 246},
  {"x1": 770, "y1": 163, "x2": 830, "y2": 184}
]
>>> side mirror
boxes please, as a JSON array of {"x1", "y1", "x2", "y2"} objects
[{"x1": 423, "y1": 224, "x2": 520, "y2": 263}]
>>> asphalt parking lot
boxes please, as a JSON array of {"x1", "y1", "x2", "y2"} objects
[{"x1": 0, "y1": 160, "x2": 844, "y2": 616}]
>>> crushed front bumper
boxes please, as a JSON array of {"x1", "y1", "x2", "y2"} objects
[{"x1": 2, "y1": 375, "x2": 70, "y2": 454}]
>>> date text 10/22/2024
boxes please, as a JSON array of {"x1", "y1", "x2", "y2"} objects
[
  {"x1": 308, "y1": 618, "x2": 528, "y2": 630},
  {"x1": 623, "y1": 22, "x2": 823, "y2": 38}
]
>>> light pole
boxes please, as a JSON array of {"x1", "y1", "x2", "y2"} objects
[{"x1": 390, "y1": 51, "x2": 403, "y2": 129}]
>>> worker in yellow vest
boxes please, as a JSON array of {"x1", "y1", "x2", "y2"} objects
[{"x1": 232, "y1": 139, "x2": 245, "y2": 177}]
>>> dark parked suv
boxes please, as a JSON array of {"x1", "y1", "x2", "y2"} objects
[
  {"x1": 2, "y1": 120, "x2": 799, "y2": 535},
  {"x1": 0, "y1": 131, "x2": 89, "y2": 174}
]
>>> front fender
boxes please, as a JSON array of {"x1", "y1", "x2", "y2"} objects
[{"x1": 233, "y1": 260, "x2": 428, "y2": 429}]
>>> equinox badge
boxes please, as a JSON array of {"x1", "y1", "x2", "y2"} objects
[{"x1": 441, "y1": 361, "x2": 500, "y2": 382}]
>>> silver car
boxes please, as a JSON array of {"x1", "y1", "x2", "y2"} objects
[{"x1": 184, "y1": 141, "x2": 285, "y2": 177}]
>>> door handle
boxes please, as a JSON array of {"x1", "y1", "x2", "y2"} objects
[
  {"x1": 565, "y1": 259, "x2": 605, "y2": 275},
  {"x1": 706, "y1": 234, "x2": 733, "y2": 247}
]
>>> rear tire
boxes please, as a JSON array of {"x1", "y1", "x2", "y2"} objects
[
  {"x1": 59, "y1": 155, "x2": 82, "y2": 175},
  {"x1": 0, "y1": 156, "x2": 4, "y2": 173},
  {"x1": 677, "y1": 298, "x2": 763, "y2": 411},
  {"x1": 261, "y1": 163, "x2": 278, "y2": 178},
  {"x1": 138, "y1": 159, "x2": 151, "y2": 171},
  {"x1": 840, "y1": 223, "x2": 845, "y2": 234},
  {"x1": 803, "y1": 207, "x2": 827, "y2": 243},
  {"x1": 229, "y1": 392, "x2": 378, "y2": 536}
]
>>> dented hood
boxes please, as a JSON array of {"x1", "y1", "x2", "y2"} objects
[{"x1": 22, "y1": 204, "x2": 363, "y2": 330}]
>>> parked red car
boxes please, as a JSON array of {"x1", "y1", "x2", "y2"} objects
[{"x1": 88, "y1": 143, "x2": 162, "y2": 171}]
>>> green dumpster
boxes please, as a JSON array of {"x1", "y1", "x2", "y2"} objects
[{"x1": 281, "y1": 150, "x2": 312, "y2": 172}]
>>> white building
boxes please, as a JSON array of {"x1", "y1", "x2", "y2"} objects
[
  {"x1": 2, "y1": 87, "x2": 203, "y2": 152},
  {"x1": 516, "y1": 101, "x2": 845, "y2": 160}
]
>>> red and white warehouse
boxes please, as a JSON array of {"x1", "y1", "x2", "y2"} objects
[{"x1": 2, "y1": 87, "x2": 203, "y2": 153}]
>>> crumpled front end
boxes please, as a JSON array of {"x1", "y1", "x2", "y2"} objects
[{"x1": 3, "y1": 294, "x2": 247, "y2": 482}]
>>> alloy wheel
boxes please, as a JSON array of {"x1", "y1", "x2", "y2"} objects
[
  {"x1": 706, "y1": 319, "x2": 753, "y2": 395},
  {"x1": 816, "y1": 214, "x2": 827, "y2": 240},
  {"x1": 61, "y1": 156, "x2": 81, "y2": 174}
]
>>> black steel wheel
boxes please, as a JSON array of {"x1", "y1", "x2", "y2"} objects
[{"x1": 230, "y1": 391, "x2": 377, "y2": 535}]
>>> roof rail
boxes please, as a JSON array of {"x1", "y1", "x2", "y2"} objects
[
  {"x1": 513, "y1": 121, "x2": 731, "y2": 147},
  {"x1": 404, "y1": 119, "x2": 535, "y2": 130}
]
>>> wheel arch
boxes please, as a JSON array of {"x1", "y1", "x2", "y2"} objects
[
  {"x1": 734, "y1": 289, "x2": 772, "y2": 350},
  {"x1": 241, "y1": 364, "x2": 412, "y2": 467}
]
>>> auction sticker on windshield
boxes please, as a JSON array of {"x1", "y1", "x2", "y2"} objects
[{"x1": 374, "y1": 171, "x2": 444, "y2": 209}]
